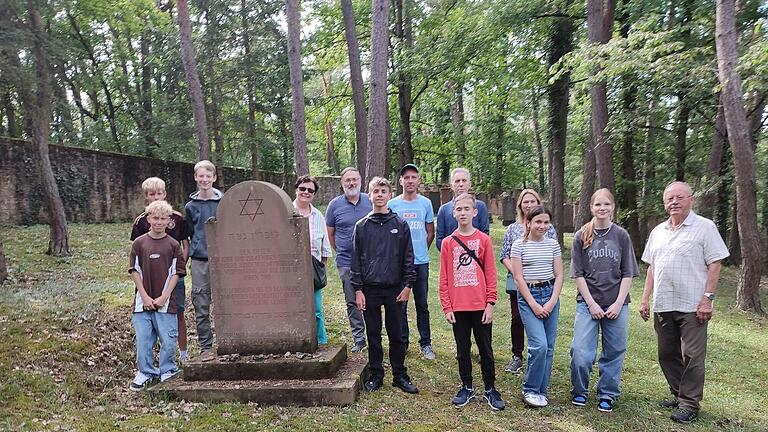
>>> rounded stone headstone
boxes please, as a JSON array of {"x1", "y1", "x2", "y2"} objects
[{"x1": 205, "y1": 181, "x2": 317, "y2": 355}]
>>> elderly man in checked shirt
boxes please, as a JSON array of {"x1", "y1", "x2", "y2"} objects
[{"x1": 639, "y1": 181, "x2": 729, "y2": 425}]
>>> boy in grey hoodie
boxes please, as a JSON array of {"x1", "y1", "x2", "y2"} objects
[{"x1": 184, "y1": 160, "x2": 222, "y2": 362}]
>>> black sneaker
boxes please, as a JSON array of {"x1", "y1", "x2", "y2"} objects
[
  {"x1": 659, "y1": 399, "x2": 679, "y2": 409},
  {"x1": 451, "y1": 385, "x2": 476, "y2": 407},
  {"x1": 484, "y1": 388, "x2": 505, "y2": 411},
  {"x1": 351, "y1": 341, "x2": 367, "y2": 353},
  {"x1": 392, "y1": 377, "x2": 419, "y2": 394},
  {"x1": 671, "y1": 408, "x2": 698, "y2": 424},
  {"x1": 364, "y1": 376, "x2": 383, "y2": 392},
  {"x1": 504, "y1": 356, "x2": 524, "y2": 373},
  {"x1": 597, "y1": 398, "x2": 614, "y2": 413}
]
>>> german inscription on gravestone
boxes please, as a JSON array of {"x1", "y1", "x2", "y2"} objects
[{"x1": 206, "y1": 181, "x2": 317, "y2": 355}]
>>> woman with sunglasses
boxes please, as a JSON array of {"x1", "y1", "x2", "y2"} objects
[
  {"x1": 499, "y1": 189, "x2": 557, "y2": 374},
  {"x1": 293, "y1": 175, "x2": 332, "y2": 345}
]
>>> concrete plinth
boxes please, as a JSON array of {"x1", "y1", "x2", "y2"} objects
[
  {"x1": 148, "y1": 353, "x2": 369, "y2": 407},
  {"x1": 183, "y1": 345, "x2": 347, "y2": 381}
]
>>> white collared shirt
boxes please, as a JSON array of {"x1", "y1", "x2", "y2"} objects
[
  {"x1": 641, "y1": 211, "x2": 729, "y2": 313},
  {"x1": 293, "y1": 201, "x2": 333, "y2": 261}
]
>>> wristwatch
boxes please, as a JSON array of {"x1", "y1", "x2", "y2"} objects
[{"x1": 704, "y1": 292, "x2": 716, "y2": 301}]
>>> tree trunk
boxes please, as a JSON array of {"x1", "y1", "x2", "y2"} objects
[
  {"x1": 674, "y1": 95, "x2": 691, "y2": 181},
  {"x1": 449, "y1": 80, "x2": 465, "y2": 165},
  {"x1": 241, "y1": 0, "x2": 259, "y2": 180},
  {"x1": 286, "y1": 0, "x2": 309, "y2": 176},
  {"x1": 395, "y1": 0, "x2": 414, "y2": 170},
  {"x1": 3, "y1": 91, "x2": 18, "y2": 137},
  {"x1": 547, "y1": 15, "x2": 574, "y2": 245},
  {"x1": 697, "y1": 95, "x2": 726, "y2": 219},
  {"x1": 26, "y1": 0, "x2": 71, "y2": 256},
  {"x1": 531, "y1": 96, "x2": 546, "y2": 193},
  {"x1": 365, "y1": 0, "x2": 389, "y2": 181},
  {"x1": 576, "y1": 134, "x2": 597, "y2": 228},
  {"x1": 341, "y1": 0, "x2": 368, "y2": 178},
  {"x1": 640, "y1": 97, "x2": 657, "y2": 241},
  {"x1": 715, "y1": 145, "x2": 732, "y2": 241},
  {"x1": 715, "y1": 0, "x2": 762, "y2": 312},
  {"x1": 176, "y1": 0, "x2": 210, "y2": 161},
  {"x1": 587, "y1": 0, "x2": 616, "y2": 192},
  {"x1": 139, "y1": 32, "x2": 158, "y2": 156},
  {"x1": 492, "y1": 113, "x2": 505, "y2": 194},
  {"x1": 618, "y1": 80, "x2": 641, "y2": 254},
  {"x1": 322, "y1": 75, "x2": 340, "y2": 175},
  {"x1": 0, "y1": 238, "x2": 7, "y2": 284}
]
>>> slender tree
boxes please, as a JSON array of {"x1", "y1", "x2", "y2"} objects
[
  {"x1": 286, "y1": 0, "x2": 308, "y2": 176},
  {"x1": 394, "y1": 0, "x2": 414, "y2": 169},
  {"x1": 0, "y1": 238, "x2": 7, "y2": 284},
  {"x1": 21, "y1": 0, "x2": 71, "y2": 255},
  {"x1": 587, "y1": 0, "x2": 616, "y2": 191},
  {"x1": 715, "y1": 0, "x2": 762, "y2": 312},
  {"x1": 340, "y1": 0, "x2": 367, "y2": 178},
  {"x1": 365, "y1": 0, "x2": 389, "y2": 180},
  {"x1": 176, "y1": 0, "x2": 210, "y2": 161}
]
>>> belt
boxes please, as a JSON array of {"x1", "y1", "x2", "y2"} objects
[{"x1": 528, "y1": 278, "x2": 555, "y2": 289}]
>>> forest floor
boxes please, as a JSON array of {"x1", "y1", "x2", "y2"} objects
[{"x1": 1, "y1": 222, "x2": 767, "y2": 432}]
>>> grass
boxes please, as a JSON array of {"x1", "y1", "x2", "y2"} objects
[{"x1": 1, "y1": 221, "x2": 767, "y2": 431}]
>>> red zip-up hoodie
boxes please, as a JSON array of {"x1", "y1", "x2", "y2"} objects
[{"x1": 439, "y1": 229, "x2": 497, "y2": 313}]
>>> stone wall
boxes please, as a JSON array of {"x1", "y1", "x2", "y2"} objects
[{"x1": 0, "y1": 139, "x2": 340, "y2": 226}]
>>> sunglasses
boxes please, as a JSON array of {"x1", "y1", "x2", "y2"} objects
[{"x1": 298, "y1": 186, "x2": 316, "y2": 194}]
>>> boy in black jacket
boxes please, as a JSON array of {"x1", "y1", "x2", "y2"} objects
[{"x1": 353, "y1": 177, "x2": 419, "y2": 394}]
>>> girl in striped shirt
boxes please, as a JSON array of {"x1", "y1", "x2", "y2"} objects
[{"x1": 510, "y1": 205, "x2": 563, "y2": 408}]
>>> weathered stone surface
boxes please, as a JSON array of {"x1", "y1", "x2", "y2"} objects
[
  {"x1": 149, "y1": 353, "x2": 369, "y2": 407},
  {"x1": 501, "y1": 192, "x2": 517, "y2": 226},
  {"x1": 206, "y1": 181, "x2": 317, "y2": 355},
  {"x1": 183, "y1": 345, "x2": 346, "y2": 381}
]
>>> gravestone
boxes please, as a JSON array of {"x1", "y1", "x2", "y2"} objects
[
  {"x1": 206, "y1": 181, "x2": 316, "y2": 354},
  {"x1": 501, "y1": 191, "x2": 518, "y2": 226},
  {"x1": 150, "y1": 181, "x2": 368, "y2": 406}
]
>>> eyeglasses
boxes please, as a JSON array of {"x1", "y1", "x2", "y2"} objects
[
  {"x1": 665, "y1": 195, "x2": 692, "y2": 203},
  {"x1": 298, "y1": 186, "x2": 316, "y2": 194}
]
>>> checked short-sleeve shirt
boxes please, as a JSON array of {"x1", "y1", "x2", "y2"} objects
[{"x1": 641, "y1": 211, "x2": 729, "y2": 313}]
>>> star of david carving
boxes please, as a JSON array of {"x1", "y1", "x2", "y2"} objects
[{"x1": 239, "y1": 192, "x2": 264, "y2": 221}]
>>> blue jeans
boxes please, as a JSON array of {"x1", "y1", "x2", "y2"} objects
[
  {"x1": 401, "y1": 263, "x2": 431, "y2": 348},
  {"x1": 132, "y1": 311, "x2": 178, "y2": 382},
  {"x1": 518, "y1": 284, "x2": 560, "y2": 395},
  {"x1": 570, "y1": 302, "x2": 629, "y2": 401},
  {"x1": 315, "y1": 289, "x2": 328, "y2": 345}
]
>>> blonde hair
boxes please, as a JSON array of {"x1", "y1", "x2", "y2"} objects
[
  {"x1": 141, "y1": 177, "x2": 166, "y2": 195},
  {"x1": 581, "y1": 188, "x2": 615, "y2": 249},
  {"x1": 194, "y1": 159, "x2": 216, "y2": 175},
  {"x1": 145, "y1": 200, "x2": 173, "y2": 217},
  {"x1": 454, "y1": 193, "x2": 476, "y2": 208},
  {"x1": 368, "y1": 176, "x2": 392, "y2": 193},
  {"x1": 516, "y1": 189, "x2": 543, "y2": 223}
]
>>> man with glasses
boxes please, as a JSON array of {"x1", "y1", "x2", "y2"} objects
[
  {"x1": 639, "y1": 181, "x2": 729, "y2": 424},
  {"x1": 326, "y1": 167, "x2": 372, "y2": 353}
]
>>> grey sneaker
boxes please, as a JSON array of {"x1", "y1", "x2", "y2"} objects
[
  {"x1": 351, "y1": 341, "x2": 367, "y2": 353},
  {"x1": 420, "y1": 345, "x2": 436, "y2": 360},
  {"x1": 504, "y1": 356, "x2": 523, "y2": 373}
]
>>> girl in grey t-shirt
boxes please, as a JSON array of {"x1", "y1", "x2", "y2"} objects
[{"x1": 569, "y1": 188, "x2": 639, "y2": 413}]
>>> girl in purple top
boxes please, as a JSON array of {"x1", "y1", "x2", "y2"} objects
[{"x1": 569, "y1": 189, "x2": 639, "y2": 413}]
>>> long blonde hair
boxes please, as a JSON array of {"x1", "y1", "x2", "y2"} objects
[
  {"x1": 581, "y1": 188, "x2": 615, "y2": 249},
  {"x1": 516, "y1": 189, "x2": 543, "y2": 223}
]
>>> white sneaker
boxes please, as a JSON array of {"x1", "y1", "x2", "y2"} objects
[
  {"x1": 522, "y1": 391, "x2": 547, "y2": 408},
  {"x1": 160, "y1": 371, "x2": 179, "y2": 382}
]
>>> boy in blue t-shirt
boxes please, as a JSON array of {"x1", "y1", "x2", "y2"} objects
[{"x1": 387, "y1": 163, "x2": 435, "y2": 360}]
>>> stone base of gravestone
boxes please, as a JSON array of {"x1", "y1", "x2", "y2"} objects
[
  {"x1": 148, "y1": 350, "x2": 369, "y2": 407},
  {"x1": 182, "y1": 345, "x2": 348, "y2": 381}
]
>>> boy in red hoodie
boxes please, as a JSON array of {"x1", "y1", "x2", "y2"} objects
[{"x1": 439, "y1": 193, "x2": 504, "y2": 410}]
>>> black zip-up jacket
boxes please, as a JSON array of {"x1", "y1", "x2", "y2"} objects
[{"x1": 351, "y1": 210, "x2": 416, "y2": 291}]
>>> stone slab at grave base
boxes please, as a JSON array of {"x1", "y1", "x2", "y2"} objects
[
  {"x1": 148, "y1": 352, "x2": 369, "y2": 407},
  {"x1": 183, "y1": 345, "x2": 347, "y2": 381}
]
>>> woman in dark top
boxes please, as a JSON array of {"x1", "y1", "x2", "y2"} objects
[{"x1": 569, "y1": 188, "x2": 639, "y2": 413}]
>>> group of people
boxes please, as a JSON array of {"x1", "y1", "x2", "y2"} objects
[{"x1": 126, "y1": 158, "x2": 728, "y2": 425}]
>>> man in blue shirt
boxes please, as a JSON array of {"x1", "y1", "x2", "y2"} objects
[
  {"x1": 326, "y1": 167, "x2": 372, "y2": 353},
  {"x1": 387, "y1": 163, "x2": 436, "y2": 360},
  {"x1": 436, "y1": 167, "x2": 490, "y2": 251}
]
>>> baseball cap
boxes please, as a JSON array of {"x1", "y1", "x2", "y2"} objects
[{"x1": 399, "y1": 163, "x2": 419, "y2": 176}]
